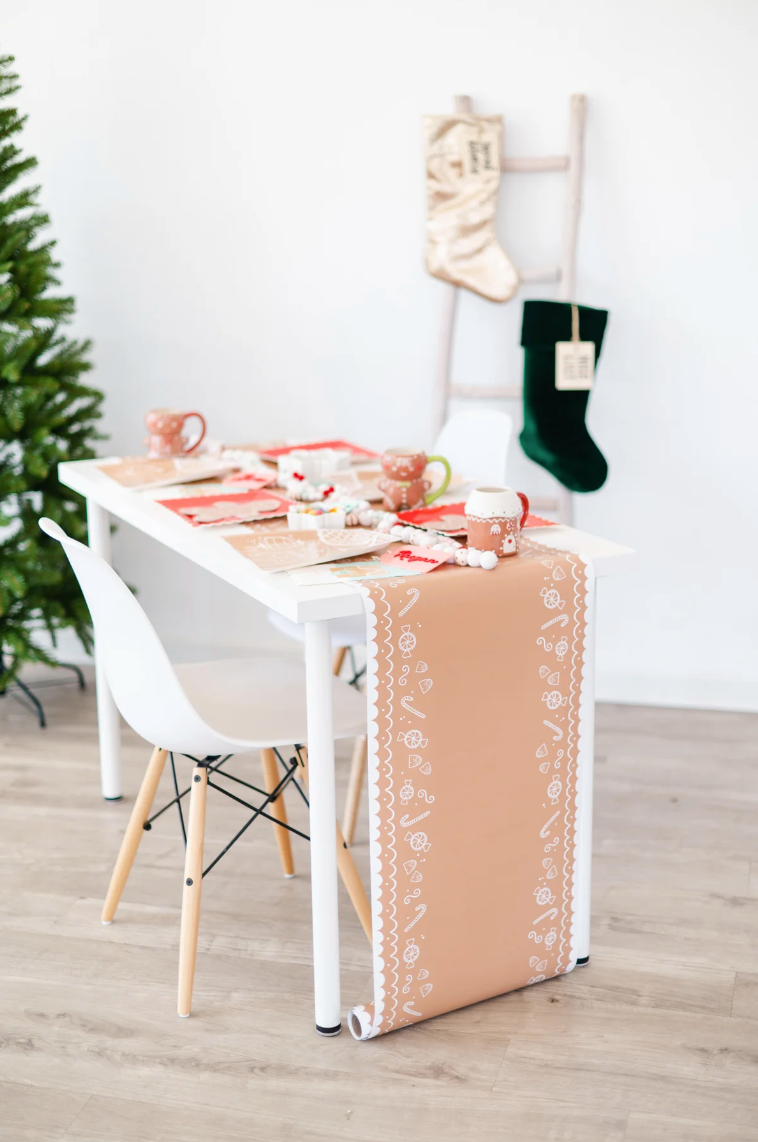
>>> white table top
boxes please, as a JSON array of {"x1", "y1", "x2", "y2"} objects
[{"x1": 59, "y1": 458, "x2": 635, "y2": 624}]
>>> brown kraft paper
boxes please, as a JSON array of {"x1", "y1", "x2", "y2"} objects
[{"x1": 348, "y1": 539, "x2": 593, "y2": 1039}]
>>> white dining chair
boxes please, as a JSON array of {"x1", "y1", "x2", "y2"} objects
[
  {"x1": 266, "y1": 408, "x2": 514, "y2": 843},
  {"x1": 434, "y1": 407, "x2": 513, "y2": 486},
  {"x1": 39, "y1": 517, "x2": 370, "y2": 1022}
]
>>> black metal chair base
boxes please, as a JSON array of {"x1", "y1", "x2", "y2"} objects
[{"x1": 143, "y1": 748, "x2": 310, "y2": 880}]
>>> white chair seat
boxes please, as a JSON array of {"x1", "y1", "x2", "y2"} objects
[
  {"x1": 174, "y1": 657, "x2": 366, "y2": 749},
  {"x1": 268, "y1": 609, "x2": 366, "y2": 648}
]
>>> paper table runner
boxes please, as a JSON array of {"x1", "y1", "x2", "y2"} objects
[{"x1": 349, "y1": 539, "x2": 593, "y2": 1039}]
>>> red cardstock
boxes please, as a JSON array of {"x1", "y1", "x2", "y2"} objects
[
  {"x1": 157, "y1": 487, "x2": 292, "y2": 527},
  {"x1": 397, "y1": 501, "x2": 558, "y2": 533},
  {"x1": 380, "y1": 545, "x2": 450, "y2": 573},
  {"x1": 259, "y1": 439, "x2": 380, "y2": 462}
]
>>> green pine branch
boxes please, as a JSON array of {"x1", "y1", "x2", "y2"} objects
[{"x1": 0, "y1": 53, "x2": 104, "y2": 687}]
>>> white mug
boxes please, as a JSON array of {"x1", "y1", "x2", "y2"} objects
[{"x1": 465, "y1": 486, "x2": 525, "y2": 520}]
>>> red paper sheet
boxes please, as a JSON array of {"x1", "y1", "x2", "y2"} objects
[
  {"x1": 397, "y1": 502, "x2": 558, "y2": 534},
  {"x1": 258, "y1": 439, "x2": 380, "y2": 462},
  {"x1": 157, "y1": 488, "x2": 292, "y2": 527}
]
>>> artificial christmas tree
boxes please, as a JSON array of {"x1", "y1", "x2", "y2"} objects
[{"x1": 0, "y1": 54, "x2": 103, "y2": 699}]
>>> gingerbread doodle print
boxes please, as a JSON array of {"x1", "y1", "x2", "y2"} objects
[{"x1": 349, "y1": 541, "x2": 592, "y2": 1040}]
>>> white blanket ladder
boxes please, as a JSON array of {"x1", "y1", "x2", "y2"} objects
[{"x1": 431, "y1": 93, "x2": 587, "y2": 525}]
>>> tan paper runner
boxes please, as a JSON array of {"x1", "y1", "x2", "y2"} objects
[{"x1": 348, "y1": 539, "x2": 593, "y2": 1039}]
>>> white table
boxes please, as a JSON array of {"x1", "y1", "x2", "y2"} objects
[{"x1": 58, "y1": 458, "x2": 634, "y2": 1034}]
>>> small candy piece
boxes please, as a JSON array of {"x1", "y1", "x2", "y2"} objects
[
  {"x1": 358, "y1": 510, "x2": 375, "y2": 528},
  {"x1": 454, "y1": 549, "x2": 468, "y2": 566},
  {"x1": 480, "y1": 550, "x2": 498, "y2": 570},
  {"x1": 466, "y1": 548, "x2": 481, "y2": 568}
]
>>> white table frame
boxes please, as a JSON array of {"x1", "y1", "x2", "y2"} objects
[{"x1": 58, "y1": 458, "x2": 634, "y2": 1034}]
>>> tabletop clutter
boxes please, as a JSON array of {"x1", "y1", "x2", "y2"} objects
[{"x1": 95, "y1": 409, "x2": 555, "y2": 580}]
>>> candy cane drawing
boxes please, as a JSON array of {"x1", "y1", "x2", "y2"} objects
[
  {"x1": 543, "y1": 720, "x2": 563, "y2": 741},
  {"x1": 403, "y1": 1002, "x2": 423, "y2": 1017},
  {"x1": 540, "y1": 810, "x2": 560, "y2": 837},
  {"x1": 401, "y1": 694, "x2": 426, "y2": 718},
  {"x1": 404, "y1": 903, "x2": 427, "y2": 931},
  {"x1": 541, "y1": 614, "x2": 569, "y2": 630},
  {"x1": 398, "y1": 588, "x2": 420, "y2": 617},
  {"x1": 532, "y1": 907, "x2": 559, "y2": 924},
  {"x1": 400, "y1": 811, "x2": 430, "y2": 827}
]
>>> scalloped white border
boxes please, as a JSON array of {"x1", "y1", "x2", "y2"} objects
[
  {"x1": 348, "y1": 583, "x2": 386, "y2": 1039},
  {"x1": 569, "y1": 554, "x2": 595, "y2": 971}
]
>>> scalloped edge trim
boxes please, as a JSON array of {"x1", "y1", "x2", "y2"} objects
[
  {"x1": 567, "y1": 554, "x2": 595, "y2": 974},
  {"x1": 347, "y1": 582, "x2": 385, "y2": 1039}
]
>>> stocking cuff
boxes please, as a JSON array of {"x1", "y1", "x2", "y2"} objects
[{"x1": 521, "y1": 300, "x2": 608, "y2": 354}]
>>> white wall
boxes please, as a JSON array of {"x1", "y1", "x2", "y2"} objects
[{"x1": 6, "y1": 0, "x2": 757, "y2": 709}]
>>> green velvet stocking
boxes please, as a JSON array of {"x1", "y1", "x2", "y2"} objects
[{"x1": 519, "y1": 300, "x2": 609, "y2": 493}]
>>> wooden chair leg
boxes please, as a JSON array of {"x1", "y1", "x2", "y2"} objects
[
  {"x1": 332, "y1": 646, "x2": 347, "y2": 676},
  {"x1": 101, "y1": 746, "x2": 167, "y2": 924},
  {"x1": 260, "y1": 748, "x2": 295, "y2": 878},
  {"x1": 297, "y1": 748, "x2": 372, "y2": 943},
  {"x1": 177, "y1": 763, "x2": 208, "y2": 1018},
  {"x1": 342, "y1": 735, "x2": 367, "y2": 846}
]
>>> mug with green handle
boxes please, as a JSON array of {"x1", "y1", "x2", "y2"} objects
[{"x1": 379, "y1": 448, "x2": 452, "y2": 512}]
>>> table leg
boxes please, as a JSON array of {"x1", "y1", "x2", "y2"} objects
[
  {"x1": 574, "y1": 589, "x2": 596, "y2": 965},
  {"x1": 86, "y1": 499, "x2": 123, "y2": 801},
  {"x1": 304, "y1": 619, "x2": 341, "y2": 1035}
]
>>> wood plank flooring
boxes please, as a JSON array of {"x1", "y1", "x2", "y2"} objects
[{"x1": 1, "y1": 669, "x2": 757, "y2": 1140}]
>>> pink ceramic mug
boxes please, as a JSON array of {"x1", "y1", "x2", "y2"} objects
[
  {"x1": 144, "y1": 408, "x2": 206, "y2": 458},
  {"x1": 465, "y1": 486, "x2": 530, "y2": 557}
]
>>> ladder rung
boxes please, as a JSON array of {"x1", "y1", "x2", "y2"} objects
[
  {"x1": 519, "y1": 267, "x2": 561, "y2": 284},
  {"x1": 449, "y1": 385, "x2": 521, "y2": 400},
  {"x1": 502, "y1": 156, "x2": 569, "y2": 173}
]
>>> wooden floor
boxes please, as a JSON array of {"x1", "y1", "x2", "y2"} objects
[{"x1": 1, "y1": 669, "x2": 757, "y2": 1141}]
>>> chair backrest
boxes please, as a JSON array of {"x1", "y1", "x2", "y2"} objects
[
  {"x1": 433, "y1": 408, "x2": 513, "y2": 488},
  {"x1": 39, "y1": 518, "x2": 218, "y2": 753}
]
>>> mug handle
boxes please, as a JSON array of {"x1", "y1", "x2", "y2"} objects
[
  {"x1": 517, "y1": 491, "x2": 530, "y2": 529},
  {"x1": 424, "y1": 455, "x2": 452, "y2": 505},
  {"x1": 181, "y1": 412, "x2": 207, "y2": 454}
]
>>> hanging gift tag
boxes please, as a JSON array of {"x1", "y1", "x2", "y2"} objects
[
  {"x1": 555, "y1": 303, "x2": 595, "y2": 390},
  {"x1": 555, "y1": 340, "x2": 595, "y2": 390},
  {"x1": 463, "y1": 127, "x2": 500, "y2": 178}
]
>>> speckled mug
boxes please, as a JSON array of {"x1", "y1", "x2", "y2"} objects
[{"x1": 144, "y1": 408, "x2": 206, "y2": 458}]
